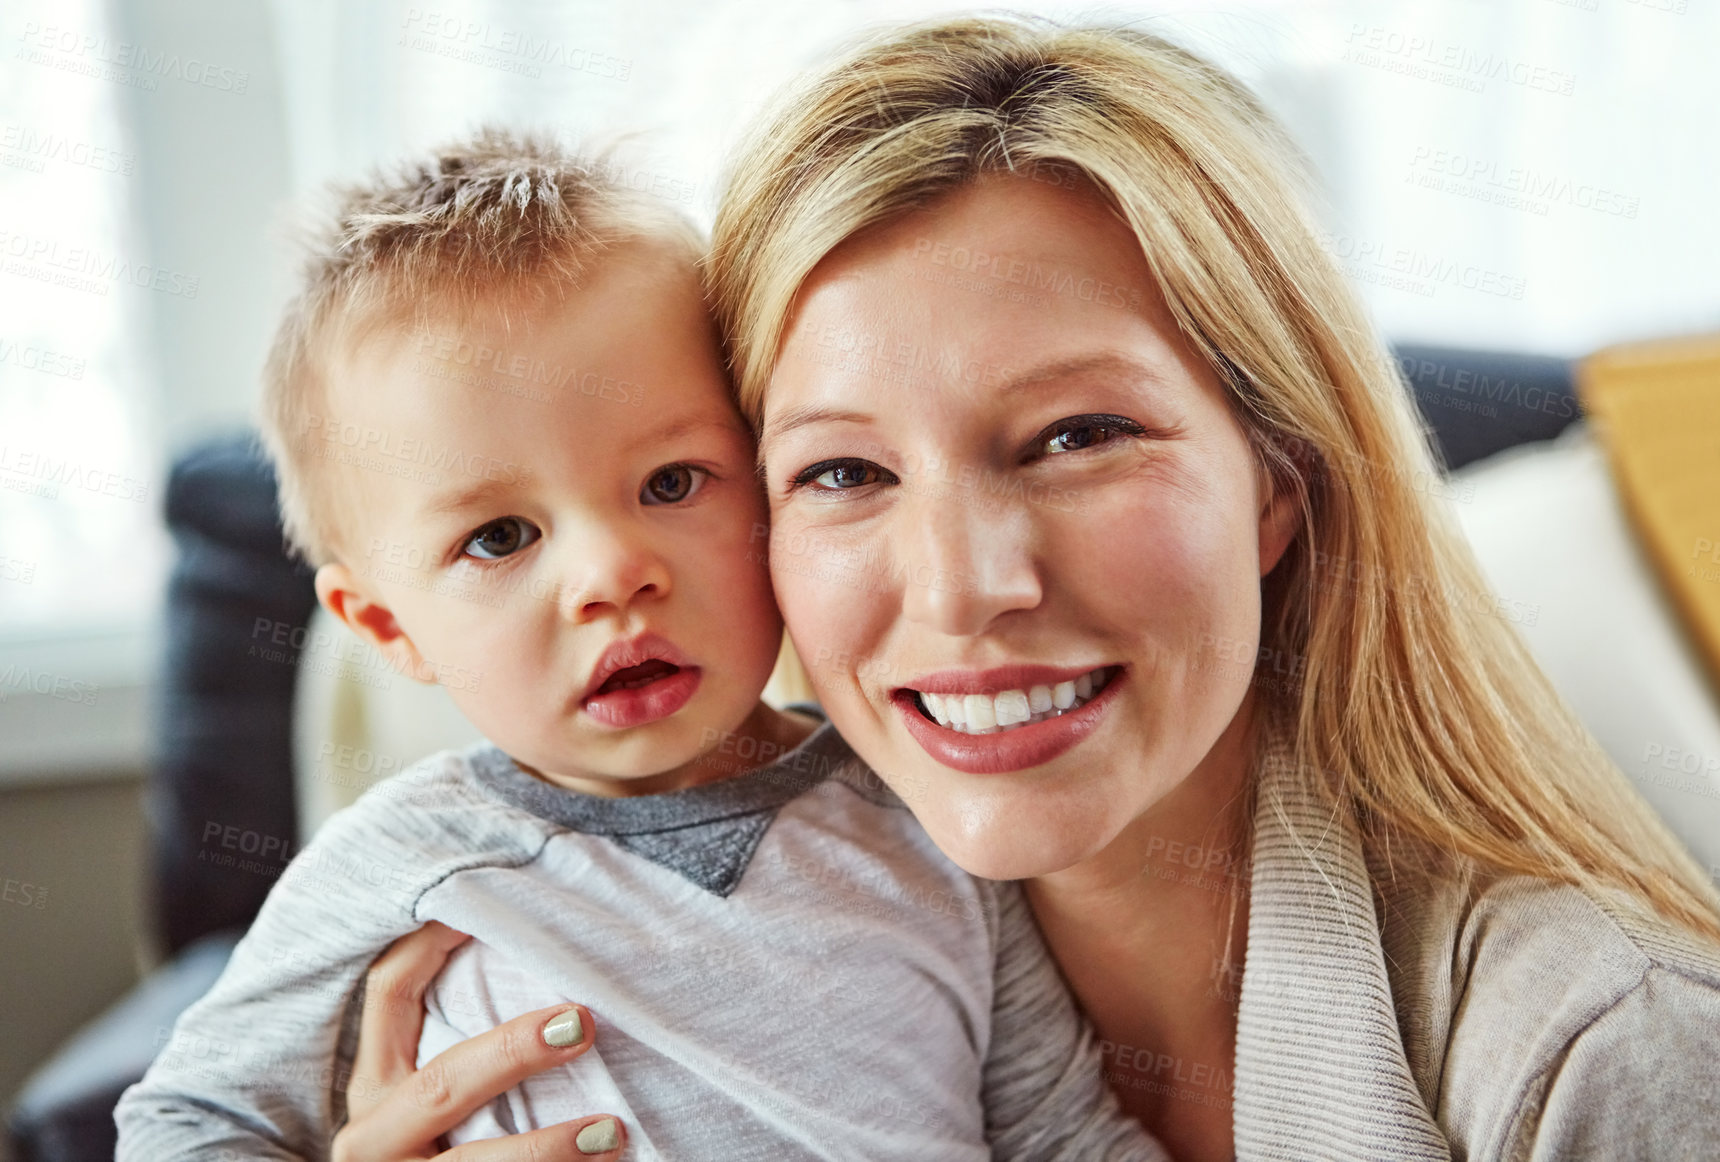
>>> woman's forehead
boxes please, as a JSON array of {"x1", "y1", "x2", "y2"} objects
[
  {"x1": 764, "y1": 176, "x2": 1199, "y2": 422},
  {"x1": 809, "y1": 172, "x2": 1145, "y2": 288}
]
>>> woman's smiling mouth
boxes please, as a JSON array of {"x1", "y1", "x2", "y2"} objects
[
  {"x1": 913, "y1": 666, "x2": 1116, "y2": 733},
  {"x1": 892, "y1": 665, "x2": 1125, "y2": 773}
]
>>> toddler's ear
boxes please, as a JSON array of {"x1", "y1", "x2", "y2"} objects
[{"x1": 314, "y1": 563, "x2": 436, "y2": 685}]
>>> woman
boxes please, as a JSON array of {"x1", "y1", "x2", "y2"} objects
[{"x1": 332, "y1": 17, "x2": 1720, "y2": 1161}]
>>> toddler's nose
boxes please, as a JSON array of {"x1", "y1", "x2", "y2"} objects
[{"x1": 557, "y1": 533, "x2": 670, "y2": 622}]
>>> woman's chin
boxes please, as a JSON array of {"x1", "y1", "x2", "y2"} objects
[{"x1": 921, "y1": 802, "x2": 1117, "y2": 882}]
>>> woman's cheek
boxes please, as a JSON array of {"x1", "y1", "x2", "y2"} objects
[
  {"x1": 1060, "y1": 490, "x2": 1250, "y2": 741},
  {"x1": 772, "y1": 563, "x2": 877, "y2": 718},
  {"x1": 1061, "y1": 490, "x2": 1193, "y2": 619},
  {"x1": 775, "y1": 570, "x2": 847, "y2": 699}
]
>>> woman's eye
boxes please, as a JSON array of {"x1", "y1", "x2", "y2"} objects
[
  {"x1": 461, "y1": 517, "x2": 541, "y2": 561},
  {"x1": 793, "y1": 459, "x2": 895, "y2": 491},
  {"x1": 1034, "y1": 414, "x2": 1146, "y2": 458},
  {"x1": 641, "y1": 464, "x2": 709, "y2": 506}
]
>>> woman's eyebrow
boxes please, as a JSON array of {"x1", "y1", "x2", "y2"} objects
[
  {"x1": 997, "y1": 351, "x2": 1169, "y2": 395},
  {"x1": 760, "y1": 353, "x2": 1165, "y2": 445},
  {"x1": 761, "y1": 405, "x2": 873, "y2": 444}
]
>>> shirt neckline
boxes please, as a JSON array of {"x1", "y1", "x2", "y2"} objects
[{"x1": 468, "y1": 708, "x2": 853, "y2": 837}]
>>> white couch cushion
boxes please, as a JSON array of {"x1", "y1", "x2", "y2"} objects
[
  {"x1": 291, "y1": 609, "x2": 482, "y2": 840},
  {"x1": 1452, "y1": 423, "x2": 1720, "y2": 878}
]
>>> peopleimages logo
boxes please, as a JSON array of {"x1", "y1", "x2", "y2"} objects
[
  {"x1": 0, "y1": 337, "x2": 86, "y2": 380},
  {"x1": 0, "y1": 444, "x2": 149, "y2": 502},
  {"x1": 1322, "y1": 232, "x2": 1527, "y2": 301},
  {"x1": 912, "y1": 236, "x2": 1146, "y2": 311},
  {"x1": 1342, "y1": 24, "x2": 1576, "y2": 96},
  {"x1": 298, "y1": 414, "x2": 531, "y2": 487},
  {"x1": 0, "y1": 122, "x2": 136, "y2": 176},
  {"x1": 0, "y1": 665, "x2": 99, "y2": 706},
  {"x1": 412, "y1": 330, "x2": 644, "y2": 406},
  {"x1": 398, "y1": 9, "x2": 632, "y2": 81},
  {"x1": 1396, "y1": 354, "x2": 1578, "y2": 420},
  {"x1": 0, "y1": 230, "x2": 200, "y2": 298},
  {"x1": 1406, "y1": 146, "x2": 1640, "y2": 220},
  {"x1": 16, "y1": 22, "x2": 251, "y2": 93}
]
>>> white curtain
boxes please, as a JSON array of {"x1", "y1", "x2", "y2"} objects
[
  {"x1": 267, "y1": 0, "x2": 1720, "y2": 357},
  {"x1": 4, "y1": 0, "x2": 1714, "y2": 635}
]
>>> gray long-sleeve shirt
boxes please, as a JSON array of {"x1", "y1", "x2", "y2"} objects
[{"x1": 116, "y1": 719, "x2": 1167, "y2": 1161}]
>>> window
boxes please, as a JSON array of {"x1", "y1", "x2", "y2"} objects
[
  {"x1": 4, "y1": 0, "x2": 1716, "y2": 776},
  {"x1": 2, "y1": 0, "x2": 168, "y2": 640}
]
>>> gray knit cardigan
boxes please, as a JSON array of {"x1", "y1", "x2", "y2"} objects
[{"x1": 1234, "y1": 729, "x2": 1720, "y2": 1160}]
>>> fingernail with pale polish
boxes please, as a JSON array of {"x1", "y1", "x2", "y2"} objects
[
  {"x1": 576, "y1": 1116, "x2": 621, "y2": 1153},
  {"x1": 543, "y1": 1009, "x2": 584, "y2": 1048}
]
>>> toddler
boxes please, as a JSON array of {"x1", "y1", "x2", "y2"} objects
[{"x1": 115, "y1": 130, "x2": 1163, "y2": 1161}]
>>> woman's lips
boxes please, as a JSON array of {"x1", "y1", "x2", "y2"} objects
[
  {"x1": 893, "y1": 666, "x2": 1124, "y2": 774},
  {"x1": 581, "y1": 663, "x2": 703, "y2": 729}
]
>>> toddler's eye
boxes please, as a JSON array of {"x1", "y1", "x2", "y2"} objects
[
  {"x1": 462, "y1": 517, "x2": 541, "y2": 561},
  {"x1": 641, "y1": 464, "x2": 709, "y2": 505}
]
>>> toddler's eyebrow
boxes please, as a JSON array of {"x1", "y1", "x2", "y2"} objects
[
  {"x1": 420, "y1": 477, "x2": 517, "y2": 520},
  {"x1": 635, "y1": 415, "x2": 745, "y2": 448},
  {"x1": 417, "y1": 416, "x2": 745, "y2": 520}
]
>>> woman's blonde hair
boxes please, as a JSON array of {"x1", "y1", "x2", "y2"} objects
[{"x1": 709, "y1": 15, "x2": 1720, "y2": 943}]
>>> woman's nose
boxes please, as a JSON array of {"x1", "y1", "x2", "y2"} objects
[
  {"x1": 897, "y1": 487, "x2": 1042, "y2": 636},
  {"x1": 557, "y1": 529, "x2": 671, "y2": 623}
]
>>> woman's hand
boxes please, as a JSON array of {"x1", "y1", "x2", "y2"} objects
[{"x1": 333, "y1": 921, "x2": 628, "y2": 1160}]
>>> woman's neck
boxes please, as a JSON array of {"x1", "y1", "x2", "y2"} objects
[{"x1": 1024, "y1": 700, "x2": 1260, "y2": 1162}]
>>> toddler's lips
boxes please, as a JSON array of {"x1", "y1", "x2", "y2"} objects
[
  {"x1": 592, "y1": 658, "x2": 680, "y2": 695},
  {"x1": 581, "y1": 664, "x2": 702, "y2": 729}
]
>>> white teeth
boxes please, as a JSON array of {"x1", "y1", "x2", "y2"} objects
[
  {"x1": 995, "y1": 689, "x2": 1031, "y2": 726},
  {"x1": 914, "y1": 669, "x2": 1110, "y2": 735},
  {"x1": 964, "y1": 693, "x2": 996, "y2": 730}
]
